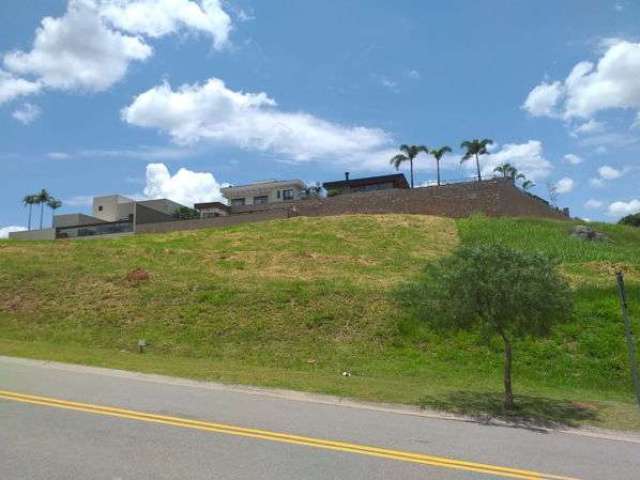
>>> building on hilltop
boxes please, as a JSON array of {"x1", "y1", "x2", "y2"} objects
[
  {"x1": 322, "y1": 172, "x2": 409, "y2": 196},
  {"x1": 221, "y1": 179, "x2": 306, "y2": 206}
]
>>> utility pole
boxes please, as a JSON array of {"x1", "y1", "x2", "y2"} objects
[{"x1": 616, "y1": 272, "x2": 640, "y2": 409}]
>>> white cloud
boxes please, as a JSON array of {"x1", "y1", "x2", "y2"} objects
[
  {"x1": 481, "y1": 140, "x2": 553, "y2": 181},
  {"x1": 143, "y1": 162, "x2": 227, "y2": 206},
  {"x1": 585, "y1": 199, "x2": 603, "y2": 209},
  {"x1": 12, "y1": 102, "x2": 42, "y2": 124},
  {"x1": 563, "y1": 153, "x2": 583, "y2": 165},
  {"x1": 570, "y1": 119, "x2": 605, "y2": 136},
  {"x1": 122, "y1": 77, "x2": 392, "y2": 164},
  {"x1": 98, "y1": 0, "x2": 231, "y2": 49},
  {"x1": 524, "y1": 40, "x2": 640, "y2": 121},
  {"x1": 4, "y1": 0, "x2": 152, "y2": 93},
  {"x1": 589, "y1": 177, "x2": 604, "y2": 188},
  {"x1": 0, "y1": 226, "x2": 27, "y2": 238},
  {"x1": 598, "y1": 165, "x2": 622, "y2": 180},
  {"x1": 47, "y1": 152, "x2": 72, "y2": 159},
  {"x1": 608, "y1": 199, "x2": 640, "y2": 217},
  {"x1": 554, "y1": 177, "x2": 575, "y2": 194},
  {"x1": 407, "y1": 69, "x2": 421, "y2": 80},
  {"x1": 0, "y1": 70, "x2": 41, "y2": 105},
  {"x1": 522, "y1": 81, "x2": 563, "y2": 117}
]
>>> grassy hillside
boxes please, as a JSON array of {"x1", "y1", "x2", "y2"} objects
[{"x1": 1, "y1": 214, "x2": 639, "y2": 430}]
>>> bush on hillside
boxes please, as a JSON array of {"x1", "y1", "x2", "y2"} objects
[
  {"x1": 399, "y1": 244, "x2": 573, "y2": 410},
  {"x1": 619, "y1": 212, "x2": 640, "y2": 227}
]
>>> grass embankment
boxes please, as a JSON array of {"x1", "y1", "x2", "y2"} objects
[{"x1": 1, "y1": 215, "x2": 639, "y2": 431}]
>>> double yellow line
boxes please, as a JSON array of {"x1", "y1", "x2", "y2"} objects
[{"x1": 0, "y1": 389, "x2": 578, "y2": 480}]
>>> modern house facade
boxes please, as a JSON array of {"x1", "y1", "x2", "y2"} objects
[
  {"x1": 10, "y1": 194, "x2": 188, "y2": 240},
  {"x1": 323, "y1": 173, "x2": 409, "y2": 196},
  {"x1": 194, "y1": 202, "x2": 230, "y2": 218},
  {"x1": 221, "y1": 179, "x2": 306, "y2": 206}
]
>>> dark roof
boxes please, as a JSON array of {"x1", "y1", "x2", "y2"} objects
[
  {"x1": 322, "y1": 173, "x2": 409, "y2": 189},
  {"x1": 194, "y1": 201, "x2": 229, "y2": 210}
]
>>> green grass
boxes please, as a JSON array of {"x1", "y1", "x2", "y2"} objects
[{"x1": 1, "y1": 214, "x2": 639, "y2": 431}]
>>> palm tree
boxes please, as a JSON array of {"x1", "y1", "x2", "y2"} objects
[
  {"x1": 429, "y1": 146, "x2": 452, "y2": 186},
  {"x1": 23, "y1": 194, "x2": 37, "y2": 231},
  {"x1": 493, "y1": 162, "x2": 515, "y2": 178},
  {"x1": 521, "y1": 180, "x2": 536, "y2": 191},
  {"x1": 34, "y1": 189, "x2": 50, "y2": 230},
  {"x1": 47, "y1": 197, "x2": 62, "y2": 227},
  {"x1": 461, "y1": 138, "x2": 493, "y2": 181},
  {"x1": 390, "y1": 144, "x2": 428, "y2": 188}
]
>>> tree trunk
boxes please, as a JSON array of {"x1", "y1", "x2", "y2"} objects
[
  {"x1": 475, "y1": 153, "x2": 482, "y2": 182},
  {"x1": 39, "y1": 202, "x2": 44, "y2": 230},
  {"x1": 502, "y1": 335, "x2": 514, "y2": 410},
  {"x1": 27, "y1": 204, "x2": 32, "y2": 231},
  {"x1": 410, "y1": 159, "x2": 414, "y2": 188},
  {"x1": 436, "y1": 159, "x2": 441, "y2": 186}
]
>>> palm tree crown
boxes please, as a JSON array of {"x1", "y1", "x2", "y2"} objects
[
  {"x1": 35, "y1": 189, "x2": 51, "y2": 230},
  {"x1": 390, "y1": 144, "x2": 428, "y2": 188},
  {"x1": 461, "y1": 138, "x2": 493, "y2": 181},
  {"x1": 429, "y1": 146, "x2": 452, "y2": 186}
]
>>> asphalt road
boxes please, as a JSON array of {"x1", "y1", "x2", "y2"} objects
[{"x1": 1, "y1": 356, "x2": 639, "y2": 479}]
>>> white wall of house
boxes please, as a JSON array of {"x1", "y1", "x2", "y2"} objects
[{"x1": 221, "y1": 180, "x2": 305, "y2": 206}]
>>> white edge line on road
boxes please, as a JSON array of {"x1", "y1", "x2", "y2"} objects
[{"x1": 1, "y1": 355, "x2": 639, "y2": 445}]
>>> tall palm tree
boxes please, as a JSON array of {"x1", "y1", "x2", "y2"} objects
[
  {"x1": 429, "y1": 146, "x2": 451, "y2": 186},
  {"x1": 493, "y1": 162, "x2": 516, "y2": 178},
  {"x1": 23, "y1": 194, "x2": 37, "y2": 231},
  {"x1": 35, "y1": 189, "x2": 50, "y2": 230},
  {"x1": 461, "y1": 138, "x2": 493, "y2": 181},
  {"x1": 47, "y1": 197, "x2": 62, "y2": 227},
  {"x1": 390, "y1": 144, "x2": 428, "y2": 188}
]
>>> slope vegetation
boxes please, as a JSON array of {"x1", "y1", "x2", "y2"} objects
[{"x1": 1, "y1": 214, "x2": 639, "y2": 430}]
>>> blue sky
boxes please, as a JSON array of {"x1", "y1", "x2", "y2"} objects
[{"x1": 1, "y1": 0, "x2": 639, "y2": 234}]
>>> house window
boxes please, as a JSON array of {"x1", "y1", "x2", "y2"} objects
[
  {"x1": 254, "y1": 195, "x2": 269, "y2": 205},
  {"x1": 98, "y1": 205, "x2": 103, "y2": 211},
  {"x1": 282, "y1": 189, "x2": 294, "y2": 201},
  {"x1": 231, "y1": 198, "x2": 246, "y2": 206}
]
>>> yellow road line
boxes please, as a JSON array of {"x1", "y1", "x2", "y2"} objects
[{"x1": 0, "y1": 389, "x2": 578, "y2": 480}]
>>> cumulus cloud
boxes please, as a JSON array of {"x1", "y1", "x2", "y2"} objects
[
  {"x1": 12, "y1": 102, "x2": 42, "y2": 124},
  {"x1": 608, "y1": 199, "x2": 640, "y2": 217},
  {"x1": 570, "y1": 119, "x2": 605, "y2": 136},
  {"x1": 523, "y1": 40, "x2": 640, "y2": 121},
  {"x1": 122, "y1": 77, "x2": 393, "y2": 165},
  {"x1": 0, "y1": 226, "x2": 27, "y2": 238},
  {"x1": 522, "y1": 81, "x2": 563, "y2": 117},
  {"x1": 143, "y1": 162, "x2": 227, "y2": 206},
  {"x1": 98, "y1": 0, "x2": 231, "y2": 49},
  {"x1": 584, "y1": 199, "x2": 603, "y2": 209},
  {"x1": 598, "y1": 165, "x2": 622, "y2": 180},
  {"x1": 47, "y1": 152, "x2": 72, "y2": 159},
  {"x1": 563, "y1": 153, "x2": 583, "y2": 165},
  {"x1": 554, "y1": 177, "x2": 575, "y2": 194},
  {"x1": 0, "y1": 70, "x2": 42, "y2": 105},
  {"x1": 481, "y1": 140, "x2": 553, "y2": 181},
  {"x1": 0, "y1": 0, "x2": 232, "y2": 106},
  {"x1": 4, "y1": 0, "x2": 152, "y2": 93}
]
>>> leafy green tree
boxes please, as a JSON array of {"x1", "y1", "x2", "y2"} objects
[
  {"x1": 390, "y1": 144, "x2": 429, "y2": 188},
  {"x1": 23, "y1": 194, "x2": 38, "y2": 231},
  {"x1": 429, "y1": 146, "x2": 452, "y2": 186},
  {"x1": 619, "y1": 212, "x2": 640, "y2": 227},
  {"x1": 174, "y1": 206, "x2": 200, "y2": 220},
  {"x1": 401, "y1": 244, "x2": 572, "y2": 409},
  {"x1": 35, "y1": 189, "x2": 50, "y2": 230},
  {"x1": 461, "y1": 138, "x2": 493, "y2": 181},
  {"x1": 47, "y1": 197, "x2": 62, "y2": 227}
]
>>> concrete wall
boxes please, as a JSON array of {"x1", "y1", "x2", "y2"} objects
[
  {"x1": 134, "y1": 203, "x2": 175, "y2": 226},
  {"x1": 93, "y1": 195, "x2": 135, "y2": 222},
  {"x1": 135, "y1": 210, "x2": 288, "y2": 234},
  {"x1": 9, "y1": 228, "x2": 56, "y2": 240},
  {"x1": 53, "y1": 213, "x2": 105, "y2": 228}
]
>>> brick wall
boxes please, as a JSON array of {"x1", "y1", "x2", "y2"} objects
[
  {"x1": 290, "y1": 178, "x2": 568, "y2": 220},
  {"x1": 134, "y1": 179, "x2": 567, "y2": 235}
]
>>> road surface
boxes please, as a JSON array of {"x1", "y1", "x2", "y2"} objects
[{"x1": 1, "y1": 356, "x2": 639, "y2": 479}]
